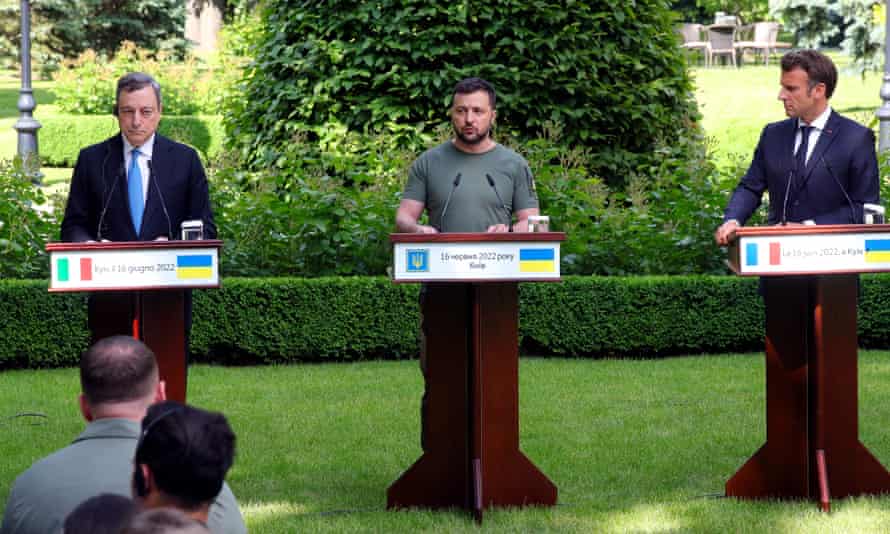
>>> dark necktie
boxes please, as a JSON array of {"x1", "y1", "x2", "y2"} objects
[{"x1": 795, "y1": 125, "x2": 812, "y2": 177}]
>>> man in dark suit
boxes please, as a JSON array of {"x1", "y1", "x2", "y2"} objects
[
  {"x1": 61, "y1": 72, "x2": 215, "y2": 242},
  {"x1": 715, "y1": 49, "x2": 879, "y2": 246},
  {"x1": 59, "y1": 72, "x2": 216, "y2": 361}
]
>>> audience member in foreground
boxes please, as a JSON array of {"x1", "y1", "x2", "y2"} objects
[
  {"x1": 63, "y1": 493, "x2": 138, "y2": 534},
  {"x1": 133, "y1": 400, "x2": 237, "y2": 527},
  {"x1": 123, "y1": 508, "x2": 211, "y2": 534},
  {"x1": 0, "y1": 336, "x2": 246, "y2": 534}
]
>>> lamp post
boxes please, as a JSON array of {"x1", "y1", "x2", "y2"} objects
[
  {"x1": 877, "y1": 0, "x2": 890, "y2": 152},
  {"x1": 13, "y1": 0, "x2": 41, "y2": 181}
]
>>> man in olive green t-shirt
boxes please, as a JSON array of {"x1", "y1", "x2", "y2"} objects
[
  {"x1": 395, "y1": 77, "x2": 539, "y2": 233},
  {"x1": 395, "y1": 78, "x2": 539, "y2": 450}
]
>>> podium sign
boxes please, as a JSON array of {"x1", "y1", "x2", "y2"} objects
[
  {"x1": 392, "y1": 233, "x2": 562, "y2": 282},
  {"x1": 48, "y1": 243, "x2": 219, "y2": 292},
  {"x1": 729, "y1": 224, "x2": 890, "y2": 276}
]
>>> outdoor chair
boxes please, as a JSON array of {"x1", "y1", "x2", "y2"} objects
[
  {"x1": 678, "y1": 23, "x2": 708, "y2": 66},
  {"x1": 734, "y1": 22, "x2": 789, "y2": 66},
  {"x1": 707, "y1": 25, "x2": 737, "y2": 67}
]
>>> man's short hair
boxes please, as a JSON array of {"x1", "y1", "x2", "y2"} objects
[
  {"x1": 122, "y1": 508, "x2": 210, "y2": 534},
  {"x1": 134, "y1": 401, "x2": 236, "y2": 511},
  {"x1": 115, "y1": 72, "x2": 163, "y2": 114},
  {"x1": 781, "y1": 49, "x2": 838, "y2": 99},
  {"x1": 452, "y1": 77, "x2": 497, "y2": 109},
  {"x1": 80, "y1": 336, "x2": 159, "y2": 405},
  {"x1": 63, "y1": 493, "x2": 138, "y2": 534}
]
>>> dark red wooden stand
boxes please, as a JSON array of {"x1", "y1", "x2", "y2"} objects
[
  {"x1": 386, "y1": 282, "x2": 557, "y2": 520},
  {"x1": 89, "y1": 290, "x2": 188, "y2": 402},
  {"x1": 726, "y1": 273, "x2": 890, "y2": 503}
]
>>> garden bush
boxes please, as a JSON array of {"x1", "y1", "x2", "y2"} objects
[
  {"x1": 210, "y1": 120, "x2": 738, "y2": 277},
  {"x1": 0, "y1": 159, "x2": 60, "y2": 279},
  {"x1": 39, "y1": 115, "x2": 224, "y2": 167},
  {"x1": 52, "y1": 42, "x2": 220, "y2": 115},
  {"x1": 226, "y1": 0, "x2": 698, "y2": 188},
  {"x1": 5, "y1": 274, "x2": 890, "y2": 369}
]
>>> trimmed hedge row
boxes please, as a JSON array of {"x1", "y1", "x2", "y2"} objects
[
  {"x1": 3, "y1": 274, "x2": 890, "y2": 369},
  {"x1": 38, "y1": 115, "x2": 224, "y2": 167}
]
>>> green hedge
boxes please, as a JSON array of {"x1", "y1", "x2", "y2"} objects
[
  {"x1": 38, "y1": 115, "x2": 224, "y2": 167},
  {"x1": 3, "y1": 274, "x2": 890, "y2": 369}
]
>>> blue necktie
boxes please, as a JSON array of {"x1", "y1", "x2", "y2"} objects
[{"x1": 128, "y1": 149, "x2": 144, "y2": 234}]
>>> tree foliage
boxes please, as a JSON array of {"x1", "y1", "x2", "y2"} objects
[
  {"x1": 33, "y1": 0, "x2": 189, "y2": 59},
  {"x1": 771, "y1": 0, "x2": 884, "y2": 75},
  {"x1": 227, "y1": 0, "x2": 699, "y2": 187}
]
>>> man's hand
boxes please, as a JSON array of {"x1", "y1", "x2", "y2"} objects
[
  {"x1": 415, "y1": 224, "x2": 438, "y2": 234},
  {"x1": 486, "y1": 223, "x2": 510, "y2": 233},
  {"x1": 714, "y1": 220, "x2": 740, "y2": 246}
]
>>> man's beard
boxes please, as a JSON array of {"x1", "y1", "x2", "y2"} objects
[{"x1": 453, "y1": 124, "x2": 491, "y2": 145}]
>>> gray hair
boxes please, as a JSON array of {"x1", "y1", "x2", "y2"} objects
[{"x1": 114, "y1": 72, "x2": 162, "y2": 114}]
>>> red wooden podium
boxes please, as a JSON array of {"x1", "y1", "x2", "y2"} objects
[
  {"x1": 47, "y1": 240, "x2": 221, "y2": 402},
  {"x1": 387, "y1": 233, "x2": 562, "y2": 521},
  {"x1": 726, "y1": 225, "x2": 890, "y2": 509}
]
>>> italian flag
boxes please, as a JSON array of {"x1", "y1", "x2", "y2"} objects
[{"x1": 56, "y1": 257, "x2": 92, "y2": 282}]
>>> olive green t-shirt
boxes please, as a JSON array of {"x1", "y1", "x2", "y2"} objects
[{"x1": 403, "y1": 141, "x2": 538, "y2": 232}]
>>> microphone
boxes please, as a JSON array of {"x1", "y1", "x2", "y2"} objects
[
  {"x1": 485, "y1": 174, "x2": 512, "y2": 231},
  {"x1": 97, "y1": 162, "x2": 124, "y2": 241},
  {"x1": 148, "y1": 159, "x2": 173, "y2": 240},
  {"x1": 437, "y1": 173, "x2": 461, "y2": 232},
  {"x1": 821, "y1": 156, "x2": 856, "y2": 223},
  {"x1": 780, "y1": 169, "x2": 794, "y2": 225}
]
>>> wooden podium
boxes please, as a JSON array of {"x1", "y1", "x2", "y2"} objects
[
  {"x1": 726, "y1": 225, "x2": 890, "y2": 509},
  {"x1": 387, "y1": 232, "x2": 562, "y2": 521},
  {"x1": 46, "y1": 240, "x2": 222, "y2": 402}
]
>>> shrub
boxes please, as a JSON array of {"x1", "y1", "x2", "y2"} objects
[
  {"x1": 227, "y1": 0, "x2": 698, "y2": 187},
  {"x1": 0, "y1": 159, "x2": 61, "y2": 279},
  {"x1": 520, "y1": 122, "x2": 735, "y2": 275},
  {"x1": 209, "y1": 126, "x2": 413, "y2": 277},
  {"x1": 52, "y1": 42, "x2": 219, "y2": 116},
  {"x1": 5, "y1": 274, "x2": 890, "y2": 369},
  {"x1": 39, "y1": 115, "x2": 224, "y2": 167}
]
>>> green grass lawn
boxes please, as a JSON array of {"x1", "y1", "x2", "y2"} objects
[{"x1": 3, "y1": 354, "x2": 890, "y2": 533}]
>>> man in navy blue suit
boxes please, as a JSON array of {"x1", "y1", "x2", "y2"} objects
[
  {"x1": 715, "y1": 49, "x2": 879, "y2": 246},
  {"x1": 61, "y1": 72, "x2": 216, "y2": 242}
]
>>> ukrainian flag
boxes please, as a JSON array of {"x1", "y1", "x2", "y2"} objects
[
  {"x1": 519, "y1": 248, "x2": 556, "y2": 273},
  {"x1": 865, "y1": 239, "x2": 890, "y2": 263},
  {"x1": 177, "y1": 255, "x2": 213, "y2": 279}
]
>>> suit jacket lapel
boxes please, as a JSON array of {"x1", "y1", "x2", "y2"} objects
[
  {"x1": 105, "y1": 135, "x2": 139, "y2": 240},
  {"x1": 799, "y1": 111, "x2": 840, "y2": 187},
  {"x1": 140, "y1": 135, "x2": 170, "y2": 240},
  {"x1": 778, "y1": 119, "x2": 797, "y2": 195}
]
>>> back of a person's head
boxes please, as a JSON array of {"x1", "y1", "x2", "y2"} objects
[
  {"x1": 80, "y1": 335, "x2": 158, "y2": 405},
  {"x1": 122, "y1": 508, "x2": 210, "y2": 534},
  {"x1": 134, "y1": 401, "x2": 236, "y2": 510},
  {"x1": 63, "y1": 493, "x2": 138, "y2": 534}
]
